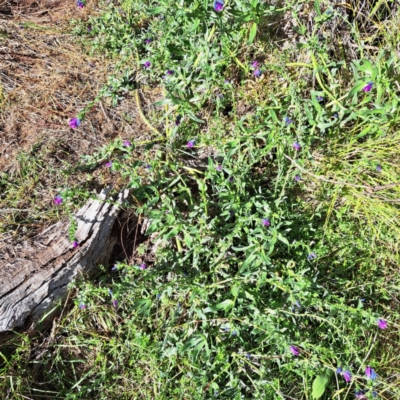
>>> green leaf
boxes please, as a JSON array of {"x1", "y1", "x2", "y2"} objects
[
  {"x1": 248, "y1": 22, "x2": 257, "y2": 44},
  {"x1": 215, "y1": 299, "x2": 235, "y2": 312},
  {"x1": 146, "y1": 6, "x2": 165, "y2": 15},
  {"x1": 312, "y1": 373, "x2": 330, "y2": 399}
]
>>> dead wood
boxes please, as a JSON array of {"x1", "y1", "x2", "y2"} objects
[{"x1": 0, "y1": 188, "x2": 129, "y2": 333}]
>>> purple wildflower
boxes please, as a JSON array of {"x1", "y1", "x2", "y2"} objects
[
  {"x1": 187, "y1": 139, "x2": 195, "y2": 149},
  {"x1": 289, "y1": 345, "x2": 299, "y2": 356},
  {"x1": 377, "y1": 319, "x2": 387, "y2": 329},
  {"x1": 140, "y1": 263, "x2": 147, "y2": 270},
  {"x1": 336, "y1": 367, "x2": 343, "y2": 374},
  {"x1": 294, "y1": 175, "x2": 301, "y2": 182},
  {"x1": 213, "y1": 0, "x2": 224, "y2": 12},
  {"x1": 123, "y1": 140, "x2": 132, "y2": 147},
  {"x1": 79, "y1": 302, "x2": 86, "y2": 309},
  {"x1": 307, "y1": 252, "x2": 317, "y2": 260},
  {"x1": 76, "y1": 0, "x2": 84, "y2": 8},
  {"x1": 54, "y1": 195, "x2": 62, "y2": 205},
  {"x1": 372, "y1": 392, "x2": 378, "y2": 398},
  {"x1": 175, "y1": 116, "x2": 182, "y2": 126},
  {"x1": 376, "y1": 165, "x2": 382, "y2": 172},
  {"x1": 253, "y1": 69, "x2": 261, "y2": 77},
  {"x1": 251, "y1": 61, "x2": 259, "y2": 68},
  {"x1": 293, "y1": 142, "x2": 301, "y2": 151},
  {"x1": 365, "y1": 366, "x2": 377, "y2": 380},
  {"x1": 262, "y1": 218, "x2": 270, "y2": 227},
  {"x1": 216, "y1": 165, "x2": 223, "y2": 171},
  {"x1": 145, "y1": 164, "x2": 151, "y2": 169},
  {"x1": 105, "y1": 161, "x2": 113, "y2": 168},
  {"x1": 316, "y1": 96, "x2": 324, "y2": 102},
  {"x1": 145, "y1": 38, "x2": 152, "y2": 44},
  {"x1": 284, "y1": 116, "x2": 293, "y2": 125},
  {"x1": 228, "y1": 176, "x2": 234, "y2": 182},
  {"x1": 69, "y1": 117, "x2": 80, "y2": 129},
  {"x1": 87, "y1": 27, "x2": 92, "y2": 32},
  {"x1": 355, "y1": 390, "x2": 366, "y2": 399},
  {"x1": 362, "y1": 82, "x2": 374, "y2": 92},
  {"x1": 111, "y1": 265, "x2": 117, "y2": 271},
  {"x1": 73, "y1": 241, "x2": 79, "y2": 249},
  {"x1": 144, "y1": 61, "x2": 151, "y2": 68},
  {"x1": 343, "y1": 370, "x2": 352, "y2": 383},
  {"x1": 166, "y1": 70, "x2": 174, "y2": 75},
  {"x1": 112, "y1": 299, "x2": 118, "y2": 308}
]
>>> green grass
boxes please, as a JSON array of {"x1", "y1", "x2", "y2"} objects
[{"x1": 2, "y1": 0, "x2": 400, "y2": 399}]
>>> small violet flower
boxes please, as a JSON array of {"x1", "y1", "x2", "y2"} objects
[
  {"x1": 73, "y1": 241, "x2": 79, "y2": 249},
  {"x1": 69, "y1": 117, "x2": 80, "y2": 129},
  {"x1": 111, "y1": 265, "x2": 117, "y2": 271},
  {"x1": 262, "y1": 218, "x2": 270, "y2": 227},
  {"x1": 372, "y1": 391, "x2": 378, "y2": 398},
  {"x1": 293, "y1": 142, "x2": 301, "y2": 151},
  {"x1": 362, "y1": 82, "x2": 374, "y2": 92},
  {"x1": 289, "y1": 345, "x2": 299, "y2": 356},
  {"x1": 253, "y1": 69, "x2": 261, "y2": 77},
  {"x1": 140, "y1": 263, "x2": 147, "y2": 270},
  {"x1": 54, "y1": 195, "x2": 62, "y2": 205},
  {"x1": 79, "y1": 302, "x2": 86, "y2": 309},
  {"x1": 166, "y1": 70, "x2": 174, "y2": 75},
  {"x1": 294, "y1": 175, "x2": 301, "y2": 182},
  {"x1": 336, "y1": 367, "x2": 343, "y2": 374},
  {"x1": 216, "y1": 165, "x2": 223, "y2": 171},
  {"x1": 144, "y1": 61, "x2": 151, "y2": 68},
  {"x1": 76, "y1": 0, "x2": 84, "y2": 8},
  {"x1": 123, "y1": 140, "x2": 132, "y2": 147},
  {"x1": 355, "y1": 390, "x2": 366, "y2": 399},
  {"x1": 112, "y1": 299, "x2": 118, "y2": 308},
  {"x1": 316, "y1": 96, "x2": 324, "y2": 102},
  {"x1": 343, "y1": 370, "x2": 352, "y2": 383},
  {"x1": 228, "y1": 176, "x2": 234, "y2": 182},
  {"x1": 105, "y1": 161, "x2": 113, "y2": 168},
  {"x1": 365, "y1": 366, "x2": 377, "y2": 380},
  {"x1": 307, "y1": 252, "x2": 317, "y2": 260},
  {"x1": 213, "y1": 0, "x2": 224, "y2": 12},
  {"x1": 145, "y1": 38, "x2": 152, "y2": 44},
  {"x1": 377, "y1": 319, "x2": 387, "y2": 329},
  {"x1": 284, "y1": 116, "x2": 293, "y2": 125},
  {"x1": 187, "y1": 139, "x2": 195, "y2": 148},
  {"x1": 376, "y1": 165, "x2": 382, "y2": 172},
  {"x1": 175, "y1": 116, "x2": 182, "y2": 126},
  {"x1": 251, "y1": 61, "x2": 259, "y2": 68}
]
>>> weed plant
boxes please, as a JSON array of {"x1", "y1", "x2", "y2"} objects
[{"x1": 2, "y1": 0, "x2": 400, "y2": 399}]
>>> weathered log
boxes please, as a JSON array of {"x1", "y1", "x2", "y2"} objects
[{"x1": 0, "y1": 188, "x2": 129, "y2": 333}]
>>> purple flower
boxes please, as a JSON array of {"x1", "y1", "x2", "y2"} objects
[
  {"x1": 79, "y1": 302, "x2": 86, "y2": 309},
  {"x1": 293, "y1": 142, "x2": 301, "y2": 151},
  {"x1": 294, "y1": 175, "x2": 301, "y2": 182},
  {"x1": 307, "y1": 252, "x2": 317, "y2": 260},
  {"x1": 213, "y1": 0, "x2": 224, "y2": 12},
  {"x1": 140, "y1": 263, "x2": 147, "y2": 270},
  {"x1": 187, "y1": 139, "x2": 195, "y2": 148},
  {"x1": 253, "y1": 69, "x2": 261, "y2": 77},
  {"x1": 166, "y1": 70, "x2": 174, "y2": 75},
  {"x1": 105, "y1": 161, "x2": 113, "y2": 168},
  {"x1": 251, "y1": 61, "x2": 259, "y2": 68},
  {"x1": 376, "y1": 165, "x2": 382, "y2": 172},
  {"x1": 289, "y1": 345, "x2": 299, "y2": 356},
  {"x1": 372, "y1": 391, "x2": 378, "y2": 398},
  {"x1": 54, "y1": 195, "x2": 62, "y2": 205},
  {"x1": 343, "y1": 370, "x2": 352, "y2": 382},
  {"x1": 69, "y1": 117, "x2": 81, "y2": 129},
  {"x1": 377, "y1": 319, "x2": 387, "y2": 329},
  {"x1": 111, "y1": 265, "x2": 117, "y2": 271},
  {"x1": 365, "y1": 366, "x2": 377, "y2": 380},
  {"x1": 145, "y1": 164, "x2": 151, "y2": 169},
  {"x1": 87, "y1": 26, "x2": 92, "y2": 32},
  {"x1": 123, "y1": 140, "x2": 132, "y2": 147},
  {"x1": 228, "y1": 176, "x2": 234, "y2": 182},
  {"x1": 284, "y1": 116, "x2": 293, "y2": 125},
  {"x1": 73, "y1": 241, "x2": 79, "y2": 249},
  {"x1": 316, "y1": 96, "x2": 324, "y2": 102},
  {"x1": 262, "y1": 218, "x2": 270, "y2": 227},
  {"x1": 362, "y1": 82, "x2": 374, "y2": 92},
  {"x1": 145, "y1": 38, "x2": 152, "y2": 44},
  {"x1": 144, "y1": 61, "x2": 151, "y2": 68},
  {"x1": 175, "y1": 116, "x2": 182, "y2": 126},
  {"x1": 216, "y1": 165, "x2": 223, "y2": 171},
  {"x1": 76, "y1": 0, "x2": 84, "y2": 8},
  {"x1": 336, "y1": 367, "x2": 343, "y2": 374},
  {"x1": 112, "y1": 299, "x2": 118, "y2": 308},
  {"x1": 355, "y1": 390, "x2": 366, "y2": 399}
]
